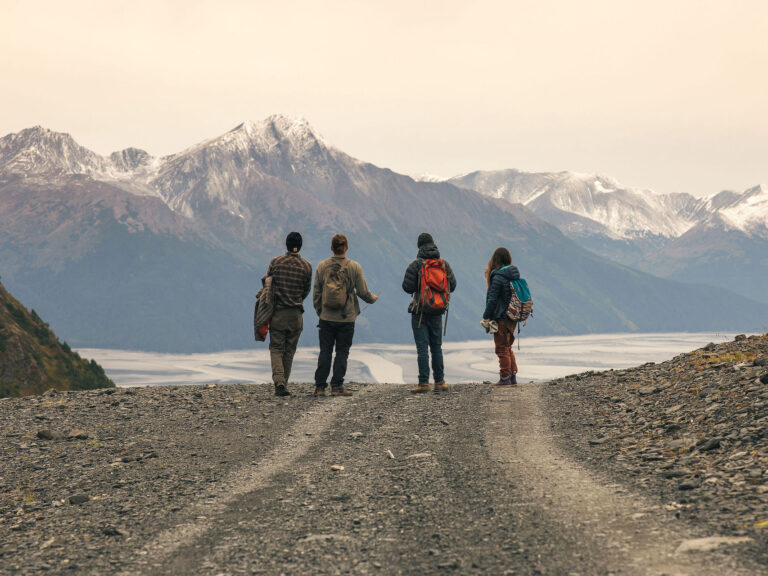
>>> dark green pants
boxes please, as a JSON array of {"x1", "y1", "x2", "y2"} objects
[{"x1": 269, "y1": 307, "x2": 303, "y2": 385}]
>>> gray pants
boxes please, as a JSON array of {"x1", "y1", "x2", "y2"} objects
[{"x1": 269, "y1": 307, "x2": 303, "y2": 385}]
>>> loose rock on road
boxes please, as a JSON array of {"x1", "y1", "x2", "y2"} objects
[{"x1": 0, "y1": 381, "x2": 764, "y2": 575}]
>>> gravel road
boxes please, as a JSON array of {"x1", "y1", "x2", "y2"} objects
[{"x1": 1, "y1": 380, "x2": 764, "y2": 575}]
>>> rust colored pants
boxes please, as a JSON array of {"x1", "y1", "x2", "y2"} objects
[{"x1": 493, "y1": 318, "x2": 518, "y2": 378}]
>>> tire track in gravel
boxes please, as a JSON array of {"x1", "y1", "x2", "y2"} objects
[
  {"x1": 488, "y1": 383, "x2": 759, "y2": 576},
  {"x1": 119, "y1": 389, "x2": 357, "y2": 576},
  {"x1": 152, "y1": 384, "x2": 457, "y2": 576},
  {"x1": 149, "y1": 384, "x2": 545, "y2": 575}
]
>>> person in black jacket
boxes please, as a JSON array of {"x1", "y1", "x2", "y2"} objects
[
  {"x1": 482, "y1": 247, "x2": 520, "y2": 387},
  {"x1": 402, "y1": 233, "x2": 457, "y2": 393}
]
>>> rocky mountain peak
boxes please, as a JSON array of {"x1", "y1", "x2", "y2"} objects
[
  {"x1": 230, "y1": 115, "x2": 326, "y2": 152},
  {"x1": 0, "y1": 126, "x2": 110, "y2": 177},
  {"x1": 715, "y1": 183, "x2": 768, "y2": 235},
  {"x1": 109, "y1": 147, "x2": 153, "y2": 172}
]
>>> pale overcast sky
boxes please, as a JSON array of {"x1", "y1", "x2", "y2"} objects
[{"x1": 1, "y1": 0, "x2": 766, "y2": 196}]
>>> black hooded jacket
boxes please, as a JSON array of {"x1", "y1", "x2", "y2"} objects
[
  {"x1": 402, "y1": 242, "x2": 457, "y2": 314},
  {"x1": 483, "y1": 265, "x2": 521, "y2": 320}
]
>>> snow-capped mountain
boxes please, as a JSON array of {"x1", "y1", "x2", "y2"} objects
[
  {"x1": 2, "y1": 118, "x2": 767, "y2": 351},
  {"x1": 150, "y1": 116, "x2": 344, "y2": 218},
  {"x1": 709, "y1": 185, "x2": 768, "y2": 237},
  {"x1": 0, "y1": 126, "x2": 114, "y2": 177},
  {"x1": 450, "y1": 169, "x2": 768, "y2": 240},
  {"x1": 449, "y1": 169, "x2": 768, "y2": 303}
]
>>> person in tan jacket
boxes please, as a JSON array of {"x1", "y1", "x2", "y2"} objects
[{"x1": 312, "y1": 234, "x2": 378, "y2": 396}]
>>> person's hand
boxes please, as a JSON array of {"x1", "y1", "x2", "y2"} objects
[{"x1": 372, "y1": 294, "x2": 379, "y2": 303}]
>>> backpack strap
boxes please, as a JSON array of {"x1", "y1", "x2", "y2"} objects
[{"x1": 415, "y1": 258, "x2": 424, "y2": 326}]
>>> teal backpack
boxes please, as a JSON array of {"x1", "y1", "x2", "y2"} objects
[{"x1": 506, "y1": 278, "x2": 533, "y2": 325}]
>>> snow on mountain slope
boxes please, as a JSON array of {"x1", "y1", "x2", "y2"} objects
[
  {"x1": 449, "y1": 169, "x2": 703, "y2": 239},
  {"x1": 714, "y1": 185, "x2": 768, "y2": 236},
  {"x1": 3, "y1": 120, "x2": 765, "y2": 242},
  {"x1": 449, "y1": 169, "x2": 768, "y2": 240},
  {"x1": 4, "y1": 118, "x2": 768, "y2": 350},
  {"x1": 0, "y1": 126, "x2": 113, "y2": 177},
  {"x1": 148, "y1": 115, "x2": 345, "y2": 219},
  {"x1": 0, "y1": 126, "x2": 163, "y2": 197}
]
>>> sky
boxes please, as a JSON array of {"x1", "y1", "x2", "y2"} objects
[{"x1": 1, "y1": 0, "x2": 766, "y2": 196}]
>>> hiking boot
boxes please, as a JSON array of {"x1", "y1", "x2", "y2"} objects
[
  {"x1": 411, "y1": 383, "x2": 430, "y2": 394},
  {"x1": 274, "y1": 383, "x2": 291, "y2": 397},
  {"x1": 331, "y1": 386, "x2": 353, "y2": 397},
  {"x1": 433, "y1": 380, "x2": 448, "y2": 392},
  {"x1": 490, "y1": 376, "x2": 513, "y2": 388},
  {"x1": 509, "y1": 373, "x2": 518, "y2": 386},
  {"x1": 313, "y1": 386, "x2": 327, "y2": 397}
]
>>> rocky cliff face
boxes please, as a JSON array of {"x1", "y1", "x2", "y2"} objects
[{"x1": 0, "y1": 281, "x2": 113, "y2": 397}]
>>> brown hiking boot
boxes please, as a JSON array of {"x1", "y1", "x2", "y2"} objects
[
  {"x1": 433, "y1": 380, "x2": 448, "y2": 392},
  {"x1": 411, "y1": 383, "x2": 430, "y2": 393},
  {"x1": 491, "y1": 375, "x2": 513, "y2": 388},
  {"x1": 313, "y1": 386, "x2": 327, "y2": 397},
  {"x1": 331, "y1": 386, "x2": 353, "y2": 396}
]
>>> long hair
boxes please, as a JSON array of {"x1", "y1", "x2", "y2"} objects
[{"x1": 485, "y1": 247, "x2": 512, "y2": 287}]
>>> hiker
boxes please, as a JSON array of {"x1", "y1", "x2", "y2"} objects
[
  {"x1": 402, "y1": 233, "x2": 456, "y2": 393},
  {"x1": 266, "y1": 232, "x2": 312, "y2": 397},
  {"x1": 313, "y1": 234, "x2": 378, "y2": 397},
  {"x1": 482, "y1": 247, "x2": 520, "y2": 387}
]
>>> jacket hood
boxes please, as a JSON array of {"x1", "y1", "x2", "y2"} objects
[
  {"x1": 490, "y1": 265, "x2": 520, "y2": 282},
  {"x1": 417, "y1": 242, "x2": 441, "y2": 259}
]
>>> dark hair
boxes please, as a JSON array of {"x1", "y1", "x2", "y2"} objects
[
  {"x1": 485, "y1": 247, "x2": 512, "y2": 287},
  {"x1": 286, "y1": 231, "x2": 303, "y2": 253},
  {"x1": 331, "y1": 233, "x2": 348, "y2": 255}
]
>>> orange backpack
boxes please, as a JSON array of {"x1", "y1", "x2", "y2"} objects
[{"x1": 418, "y1": 258, "x2": 450, "y2": 314}]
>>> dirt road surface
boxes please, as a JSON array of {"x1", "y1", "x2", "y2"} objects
[{"x1": 1, "y1": 382, "x2": 763, "y2": 575}]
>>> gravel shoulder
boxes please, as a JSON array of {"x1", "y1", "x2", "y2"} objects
[
  {"x1": 2, "y1": 353, "x2": 766, "y2": 575},
  {"x1": 543, "y1": 334, "x2": 768, "y2": 568},
  {"x1": 492, "y1": 384, "x2": 760, "y2": 575}
]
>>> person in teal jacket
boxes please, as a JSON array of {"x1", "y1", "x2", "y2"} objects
[{"x1": 483, "y1": 247, "x2": 520, "y2": 387}]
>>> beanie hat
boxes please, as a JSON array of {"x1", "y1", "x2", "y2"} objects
[
  {"x1": 286, "y1": 231, "x2": 303, "y2": 253},
  {"x1": 417, "y1": 233, "x2": 434, "y2": 248}
]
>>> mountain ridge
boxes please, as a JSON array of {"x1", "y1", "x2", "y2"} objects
[
  {"x1": 449, "y1": 169, "x2": 768, "y2": 304},
  {"x1": 2, "y1": 119, "x2": 767, "y2": 351},
  {"x1": 449, "y1": 169, "x2": 768, "y2": 239}
]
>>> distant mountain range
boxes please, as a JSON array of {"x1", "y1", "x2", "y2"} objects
[
  {"x1": 448, "y1": 170, "x2": 768, "y2": 304},
  {"x1": 2, "y1": 117, "x2": 767, "y2": 352}
]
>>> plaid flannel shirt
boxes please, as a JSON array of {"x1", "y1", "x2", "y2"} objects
[{"x1": 267, "y1": 252, "x2": 312, "y2": 310}]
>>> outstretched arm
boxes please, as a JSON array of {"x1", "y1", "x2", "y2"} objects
[{"x1": 353, "y1": 263, "x2": 377, "y2": 304}]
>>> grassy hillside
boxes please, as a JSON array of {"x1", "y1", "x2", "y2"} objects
[{"x1": 0, "y1": 281, "x2": 114, "y2": 397}]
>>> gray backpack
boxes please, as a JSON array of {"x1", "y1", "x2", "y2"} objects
[{"x1": 322, "y1": 260, "x2": 352, "y2": 314}]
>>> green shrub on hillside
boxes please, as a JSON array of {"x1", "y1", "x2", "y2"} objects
[{"x1": 1, "y1": 282, "x2": 115, "y2": 397}]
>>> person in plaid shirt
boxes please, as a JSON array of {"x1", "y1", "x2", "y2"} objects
[{"x1": 266, "y1": 232, "x2": 312, "y2": 396}]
